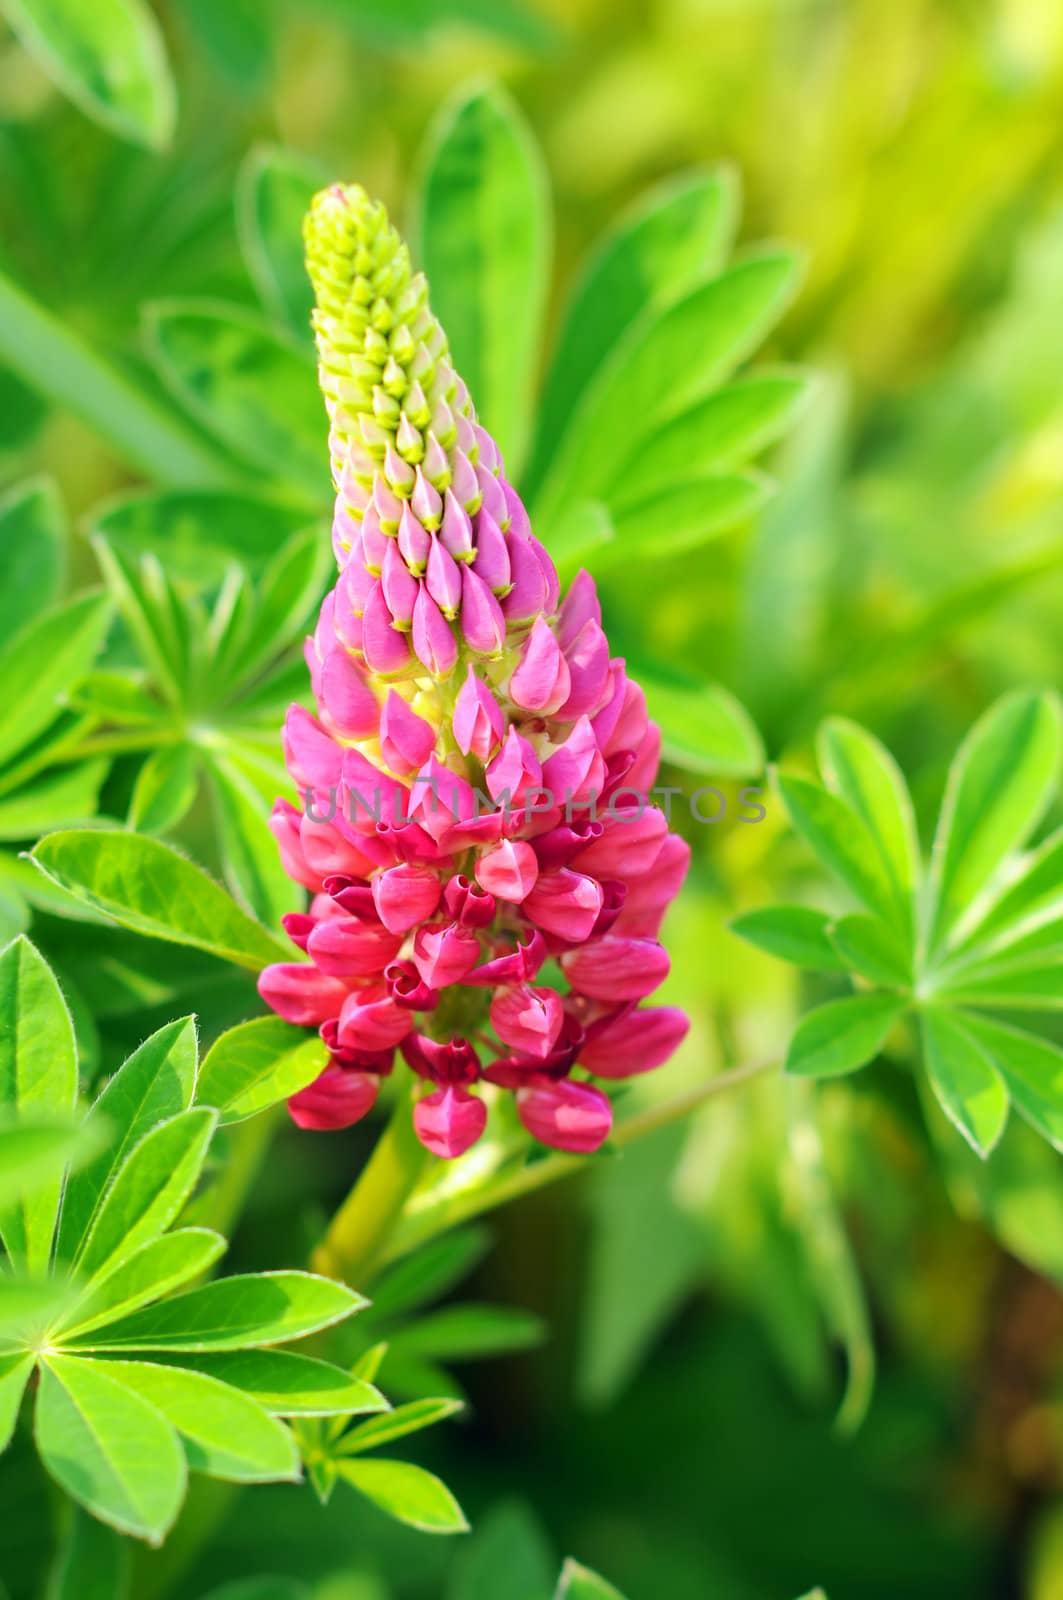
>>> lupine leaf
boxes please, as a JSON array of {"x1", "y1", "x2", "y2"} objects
[
  {"x1": 128, "y1": 744, "x2": 201, "y2": 835},
  {"x1": 366, "y1": 1227, "x2": 490, "y2": 1320},
  {"x1": 730, "y1": 906, "x2": 848, "y2": 971},
  {"x1": 960, "y1": 1015, "x2": 1063, "y2": 1150},
  {"x1": 93, "y1": 537, "x2": 191, "y2": 709},
  {"x1": 158, "y1": 1349, "x2": 386, "y2": 1416},
  {"x1": 57, "y1": 1015, "x2": 198, "y2": 1262},
  {"x1": 935, "y1": 949, "x2": 1063, "y2": 1011},
  {"x1": 928, "y1": 690, "x2": 1061, "y2": 953},
  {"x1": 556, "y1": 1559, "x2": 627, "y2": 1599},
  {"x1": 30, "y1": 830, "x2": 292, "y2": 969},
  {"x1": 920, "y1": 1007, "x2": 1009, "y2": 1157},
  {"x1": 416, "y1": 83, "x2": 550, "y2": 473},
  {"x1": 224, "y1": 526, "x2": 332, "y2": 692},
  {"x1": 388, "y1": 1305, "x2": 545, "y2": 1361},
  {"x1": 0, "y1": 477, "x2": 65, "y2": 641},
  {"x1": 641, "y1": 674, "x2": 764, "y2": 778},
  {"x1": 449, "y1": 1500, "x2": 554, "y2": 1600},
  {"x1": 0, "y1": 0, "x2": 176, "y2": 149},
  {"x1": 0, "y1": 591, "x2": 111, "y2": 768},
  {"x1": 955, "y1": 825, "x2": 1063, "y2": 956},
  {"x1": 817, "y1": 717, "x2": 919, "y2": 932},
  {"x1": 0, "y1": 938, "x2": 77, "y2": 1272},
  {"x1": 604, "y1": 473, "x2": 771, "y2": 561},
  {"x1": 335, "y1": 1397, "x2": 463, "y2": 1455},
  {"x1": 0, "y1": 759, "x2": 108, "y2": 842},
  {"x1": 336, "y1": 1457, "x2": 468, "y2": 1533},
  {"x1": 0, "y1": 1118, "x2": 84, "y2": 1208},
  {"x1": 195, "y1": 1016, "x2": 327, "y2": 1124},
  {"x1": 828, "y1": 914, "x2": 911, "y2": 988},
  {"x1": 142, "y1": 301, "x2": 325, "y2": 501},
  {"x1": 614, "y1": 370, "x2": 810, "y2": 504},
  {"x1": 777, "y1": 775, "x2": 898, "y2": 927},
  {"x1": 536, "y1": 251, "x2": 801, "y2": 523},
  {"x1": 89, "y1": 489, "x2": 308, "y2": 581},
  {"x1": 35, "y1": 1355, "x2": 186, "y2": 1543},
  {"x1": 785, "y1": 994, "x2": 905, "y2": 1079},
  {"x1": 55, "y1": 1230, "x2": 227, "y2": 1340},
  {"x1": 204, "y1": 755, "x2": 295, "y2": 928},
  {"x1": 0, "y1": 1354, "x2": 35, "y2": 1452},
  {"x1": 528, "y1": 168, "x2": 738, "y2": 493},
  {"x1": 75, "y1": 1108, "x2": 217, "y2": 1284},
  {"x1": 46, "y1": 1504, "x2": 130, "y2": 1600},
  {"x1": 70, "y1": 1272, "x2": 365, "y2": 1351},
  {"x1": 97, "y1": 1360, "x2": 300, "y2": 1483},
  {"x1": 0, "y1": 1277, "x2": 73, "y2": 1339},
  {"x1": 237, "y1": 146, "x2": 323, "y2": 335}
]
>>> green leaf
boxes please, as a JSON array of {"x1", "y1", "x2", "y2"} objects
[
  {"x1": 46, "y1": 1503, "x2": 130, "y2": 1600},
  {"x1": 336, "y1": 1457, "x2": 468, "y2": 1534},
  {"x1": 0, "y1": 591, "x2": 111, "y2": 768},
  {"x1": 961, "y1": 1015, "x2": 1063, "y2": 1151},
  {"x1": 642, "y1": 674, "x2": 764, "y2": 777},
  {"x1": 556, "y1": 1559, "x2": 627, "y2": 1600},
  {"x1": 614, "y1": 370, "x2": 810, "y2": 505},
  {"x1": 817, "y1": 716, "x2": 919, "y2": 932},
  {"x1": 785, "y1": 994, "x2": 905, "y2": 1079},
  {"x1": 730, "y1": 906, "x2": 848, "y2": 971},
  {"x1": 0, "y1": 759, "x2": 108, "y2": 842},
  {"x1": 35, "y1": 1355, "x2": 186, "y2": 1544},
  {"x1": 75, "y1": 1108, "x2": 217, "y2": 1284},
  {"x1": 541, "y1": 499, "x2": 615, "y2": 581},
  {"x1": 65, "y1": 670, "x2": 166, "y2": 728},
  {"x1": 158, "y1": 1349, "x2": 386, "y2": 1416},
  {"x1": 196, "y1": 1016, "x2": 327, "y2": 1125},
  {"x1": 777, "y1": 774, "x2": 897, "y2": 925},
  {"x1": 30, "y1": 830, "x2": 291, "y2": 969},
  {"x1": 0, "y1": 477, "x2": 65, "y2": 641},
  {"x1": 337, "y1": 1397, "x2": 463, "y2": 1455},
  {"x1": 96, "y1": 1360, "x2": 299, "y2": 1483},
  {"x1": 920, "y1": 1007, "x2": 1008, "y2": 1158},
  {"x1": 71, "y1": 1272, "x2": 364, "y2": 1351},
  {"x1": 55, "y1": 1230, "x2": 227, "y2": 1340},
  {"x1": 828, "y1": 914, "x2": 911, "y2": 988},
  {"x1": 224, "y1": 526, "x2": 331, "y2": 691},
  {"x1": 390, "y1": 1305, "x2": 545, "y2": 1361},
  {"x1": 0, "y1": 1276, "x2": 73, "y2": 1339},
  {"x1": 603, "y1": 473, "x2": 771, "y2": 562},
  {"x1": 88, "y1": 489, "x2": 309, "y2": 581},
  {"x1": 536, "y1": 251, "x2": 801, "y2": 525},
  {"x1": 0, "y1": 267, "x2": 233, "y2": 488},
  {"x1": 1, "y1": 0, "x2": 176, "y2": 148},
  {"x1": 416, "y1": 83, "x2": 549, "y2": 474},
  {"x1": 193, "y1": 1582, "x2": 308, "y2": 1600},
  {"x1": 92, "y1": 535, "x2": 193, "y2": 710},
  {"x1": 527, "y1": 168, "x2": 737, "y2": 495},
  {"x1": 128, "y1": 744, "x2": 201, "y2": 835},
  {"x1": 57, "y1": 1015, "x2": 198, "y2": 1262},
  {"x1": 143, "y1": 300, "x2": 325, "y2": 502},
  {"x1": 448, "y1": 1500, "x2": 554, "y2": 1600},
  {"x1": 0, "y1": 937, "x2": 77, "y2": 1272},
  {"x1": 963, "y1": 825, "x2": 1063, "y2": 952},
  {"x1": 236, "y1": 145, "x2": 323, "y2": 334},
  {"x1": 366, "y1": 1227, "x2": 490, "y2": 1320},
  {"x1": 203, "y1": 755, "x2": 297, "y2": 928},
  {"x1": 928, "y1": 690, "x2": 1062, "y2": 953},
  {"x1": 0, "y1": 1117, "x2": 86, "y2": 1208},
  {"x1": 0, "y1": 1353, "x2": 34, "y2": 1452}
]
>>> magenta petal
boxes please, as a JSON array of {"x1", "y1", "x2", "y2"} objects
[
  {"x1": 490, "y1": 983, "x2": 564, "y2": 1060},
  {"x1": 472, "y1": 508, "x2": 511, "y2": 593},
  {"x1": 319, "y1": 647, "x2": 379, "y2": 738},
  {"x1": 362, "y1": 581, "x2": 413, "y2": 676},
  {"x1": 453, "y1": 666, "x2": 504, "y2": 760},
  {"x1": 258, "y1": 963, "x2": 350, "y2": 1027},
  {"x1": 380, "y1": 689, "x2": 436, "y2": 775},
  {"x1": 283, "y1": 705, "x2": 343, "y2": 791},
  {"x1": 502, "y1": 531, "x2": 549, "y2": 621},
  {"x1": 517, "y1": 1078, "x2": 612, "y2": 1153},
  {"x1": 578, "y1": 1005, "x2": 689, "y2": 1078},
  {"x1": 558, "y1": 569, "x2": 602, "y2": 649},
  {"x1": 413, "y1": 1085, "x2": 486, "y2": 1159},
  {"x1": 398, "y1": 503, "x2": 431, "y2": 574},
  {"x1": 371, "y1": 862, "x2": 443, "y2": 934},
  {"x1": 289, "y1": 1066, "x2": 380, "y2": 1131},
  {"x1": 475, "y1": 839, "x2": 539, "y2": 903},
  {"x1": 381, "y1": 537, "x2": 419, "y2": 627},
  {"x1": 559, "y1": 935, "x2": 670, "y2": 1000},
  {"x1": 412, "y1": 920, "x2": 481, "y2": 986},
  {"x1": 509, "y1": 616, "x2": 571, "y2": 714},
  {"x1": 557, "y1": 619, "x2": 610, "y2": 720},
  {"x1": 523, "y1": 868, "x2": 603, "y2": 942},
  {"x1": 460, "y1": 566, "x2": 506, "y2": 656},
  {"x1": 412, "y1": 586, "x2": 458, "y2": 676},
  {"x1": 426, "y1": 535, "x2": 463, "y2": 617},
  {"x1": 306, "y1": 916, "x2": 402, "y2": 977}
]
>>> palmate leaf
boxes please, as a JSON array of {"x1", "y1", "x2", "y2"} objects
[
  {"x1": 526, "y1": 167, "x2": 738, "y2": 495},
  {"x1": 0, "y1": 590, "x2": 111, "y2": 769},
  {"x1": 335, "y1": 1457, "x2": 468, "y2": 1534},
  {"x1": 920, "y1": 1006, "x2": 1009, "y2": 1157},
  {"x1": 46, "y1": 1504, "x2": 130, "y2": 1600},
  {"x1": 817, "y1": 717, "x2": 918, "y2": 933},
  {"x1": 334, "y1": 1397, "x2": 463, "y2": 1455},
  {"x1": 237, "y1": 145, "x2": 324, "y2": 336},
  {"x1": 128, "y1": 744, "x2": 201, "y2": 835},
  {"x1": 0, "y1": 0, "x2": 176, "y2": 149},
  {"x1": 53, "y1": 1230, "x2": 228, "y2": 1340},
  {"x1": 730, "y1": 906, "x2": 849, "y2": 971},
  {"x1": 785, "y1": 994, "x2": 906, "y2": 1080},
  {"x1": 67, "y1": 1272, "x2": 364, "y2": 1351},
  {"x1": 195, "y1": 1016, "x2": 327, "y2": 1124},
  {"x1": 775, "y1": 774, "x2": 901, "y2": 932},
  {"x1": 639, "y1": 672, "x2": 764, "y2": 778},
  {"x1": 0, "y1": 1117, "x2": 86, "y2": 1209},
  {"x1": 30, "y1": 830, "x2": 291, "y2": 969},
  {"x1": 0, "y1": 937, "x2": 78, "y2": 1272},
  {"x1": 158, "y1": 1349, "x2": 386, "y2": 1417},
  {"x1": 89, "y1": 488, "x2": 309, "y2": 582},
  {"x1": 93, "y1": 536, "x2": 192, "y2": 710},
  {"x1": 416, "y1": 83, "x2": 550, "y2": 475},
  {"x1": 555, "y1": 1560, "x2": 627, "y2": 1600},
  {"x1": 0, "y1": 477, "x2": 65, "y2": 641}
]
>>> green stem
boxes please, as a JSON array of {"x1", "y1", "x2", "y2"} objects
[
  {"x1": 312, "y1": 1088, "x2": 431, "y2": 1286},
  {"x1": 380, "y1": 1057, "x2": 775, "y2": 1267}
]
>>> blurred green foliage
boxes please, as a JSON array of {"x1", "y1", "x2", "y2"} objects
[{"x1": 1, "y1": 0, "x2": 1062, "y2": 1597}]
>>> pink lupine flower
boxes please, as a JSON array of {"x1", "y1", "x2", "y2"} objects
[{"x1": 258, "y1": 183, "x2": 690, "y2": 1158}]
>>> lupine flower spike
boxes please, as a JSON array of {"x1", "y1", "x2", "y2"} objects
[{"x1": 259, "y1": 183, "x2": 690, "y2": 1158}]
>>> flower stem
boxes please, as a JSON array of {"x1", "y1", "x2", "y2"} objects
[
  {"x1": 312, "y1": 1087, "x2": 431, "y2": 1286},
  {"x1": 379, "y1": 1057, "x2": 776, "y2": 1267}
]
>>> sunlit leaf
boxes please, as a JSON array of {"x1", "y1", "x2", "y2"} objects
[
  {"x1": 237, "y1": 146, "x2": 323, "y2": 334},
  {"x1": 195, "y1": 1016, "x2": 326, "y2": 1124},
  {"x1": 920, "y1": 1006, "x2": 1009, "y2": 1157},
  {"x1": 71, "y1": 1272, "x2": 364, "y2": 1351},
  {"x1": 730, "y1": 906, "x2": 848, "y2": 971},
  {"x1": 785, "y1": 994, "x2": 905, "y2": 1079},
  {"x1": 336, "y1": 1457, "x2": 468, "y2": 1533}
]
